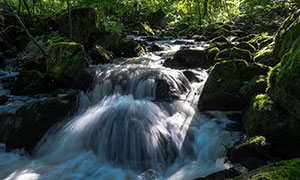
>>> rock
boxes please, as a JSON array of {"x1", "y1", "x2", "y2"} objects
[
  {"x1": 198, "y1": 60, "x2": 269, "y2": 111},
  {"x1": 96, "y1": 35, "x2": 146, "y2": 57},
  {"x1": 239, "y1": 75, "x2": 267, "y2": 104},
  {"x1": 149, "y1": 43, "x2": 164, "y2": 52},
  {"x1": 56, "y1": 8, "x2": 104, "y2": 48},
  {"x1": 211, "y1": 35, "x2": 229, "y2": 44},
  {"x1": 90, "y1": 45, "x2": 115, "y2": 64},
  {"x1": 46, "y1": 42, "x2": 91, "y2": 90},
  {"x1": 183, "y1": 71, "x2": 201, "y2": 82},
  {"x1": 243, "y1": 94, "x2": 300, "y2": 148},
  {"x1": 5, "y1": 93, "x2": 78, "y2": 152},
  {"x1": 163, "y1": 49, "x2": 211, "y2": 69},
  {"x1": 195, "y1": 166, "x2": 247, "y2": 180},
  {"x1": 194, "y1": 35, "x2": 207, "y2": 42},
  {"x1": 155, "y1": 79, "x2": 179, "y2": 101},
  {"x1": 267, "y1": 13, "x2": 300, "y2": 121},
  {"x1": 227, "y1": 136, "x2": 271, "y2": 163},
  {"x1": 234, "y1": 158, "x2": 300, "y2": 180},
  {"x1": 0, "y1": 112, "x2": 15, "y2": 143},
  {"x1": 206, "y1": 47, "x2": 219, "y2": 63},
  {"x1": 235, "y1": 42, "x2": 256, "y2": 53},
  {"x1": 10, "y1": 70, "x2": 48, "y2": 95},
  {"x1": 274, "y1": 9, "x2": 300, "y2": 59},
  {"x1": 235, "y1": 34, "x2": 256, "y2": 43},
  {"x1": 254, "y1": 45, "x2": 280, "y2": 67},
  {"x1": 215, "y1": 48, "x2": 231, "y2": 62},
  {"x1": 205, "y1": 42, "x2": 233, "y2": 51},
  {"x1": 230, "y1": 47, "x2": 253, "y2": 62}
]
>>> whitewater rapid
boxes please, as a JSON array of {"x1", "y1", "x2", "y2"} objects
[{"x1": 0, "y1": 37, "x2": 242, "y2": 180}]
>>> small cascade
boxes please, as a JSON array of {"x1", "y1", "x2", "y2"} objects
[{"x1": 0, "y1": 37, "x2": 242, "y2": 180}]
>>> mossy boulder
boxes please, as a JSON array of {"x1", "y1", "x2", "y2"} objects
[
  {"x1": 90, "y1": 45, "x2": 115, "y2": 64},
  {"x1": 235, "y1": 42, "x2": 256, "y2": 53},
  {"x1": 11, "y1": 70, "x2": 48, "y2": 95},
  {"x1": 46, "y1": 42, "x2": 90, "y2": 90},
  {"x1": 235, "y1": 34, "x2": 256, "y2": 42},
  {"x1": 199, "y1": 60, "x2": 269, "y2": 111},
  {"x1": 227, "y1": 136, "x2": 271, "y2": 163},
  {"x1": 267, "y1": 34, "x2": 300, "y2": 121},
  {"x1": 239, "y1": 75, "x2": 267, "y2": 103},
  {"x1": 254, "y1": 44, "x2": 280, "y2": 67},
  {"x1": 147, "y1": 8, "x2": 167, "y2": 27},
  {"x1": 163, "y1": 49, "x2": 211, "y2": 69},
  {"x1": 234, "y1": 158, "x2": 300, "y2": 180},
  {"x1": 274, "y1": 9, "x2": 300, "y2": 59},
  {"x1": 206, "y1": 42, "x2": 233, "y2": 51},
  {"x1": 0, "y1": 112, "x2": 15, "y2": 143},
  {"x1": 56, "y1": 8, "x2": 104, "y2": 47},
  {"x1": 243, "y1": 94, "x2": 300, "y2": 148},
  {"x1": 5, "y1": 93, "x2": 78, "y2": 152},
  {"x1": 214, "y1": 48, "x2": 231, "y2": 61},
  {"x1": 206, "y1": 47, "x2": 219, "y2": 63},
  {"x1": 230, "y1": 47, "x2": 253, "y2": 62}
]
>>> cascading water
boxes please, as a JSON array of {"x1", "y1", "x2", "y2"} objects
[{"x1": 0, "y1": 37, "x2": 242, "y2": 180}]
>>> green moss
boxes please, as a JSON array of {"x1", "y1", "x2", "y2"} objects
[
  {"x1": 234, "y1": 158, "x2": 300, "y2": 180},
  {"x1": 236, "y1": 34, "x2": 256, "y2": 42},
  {"x1": 207, "y1": 47, "x2": 220, "y2": 62},
  {"x1": 254, "y1": 45, "x2": 280, "y2": 67},
  {"x1": 274, "y1": 9, "x2": 300, "y2": 58},
  {"x1": 230, "y1": 47, "x2": 253, "y2": 62},
  {"x1": 215, "y1": 48, "x2": 231, "y2": 60},
  {"x1": 211, "y1": 35, "x2": 229, "y2": 44},
  {"x1": 239, "y1": 75, "x2": 267, "y2": 103}
]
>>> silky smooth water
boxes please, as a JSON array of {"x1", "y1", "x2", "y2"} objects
[{"x1": 0, "y1": 37, "x2": 242, "y2": 180}]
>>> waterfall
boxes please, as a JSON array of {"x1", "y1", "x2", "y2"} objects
[{"x1": 0, "y1": 37, "x2": 242, "y2": 180}]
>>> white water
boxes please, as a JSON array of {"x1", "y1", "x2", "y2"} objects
[{"x1": 0, "y1": 37, "x2": 241, "y2": 180}]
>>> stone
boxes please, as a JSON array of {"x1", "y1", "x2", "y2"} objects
[
  {"x1": 90, "y1": 45, "x2": 115, "y2": 64},
  {"x1": 230, "y1": 47, "x2": 253, "y2": 62},
  {"x1": 5, "y1": 93, "x2": 78, "y2": 152}
]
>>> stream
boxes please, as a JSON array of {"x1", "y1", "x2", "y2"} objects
[{"x1": 0, "y1": 36, "x2": 243, "y2": 180}]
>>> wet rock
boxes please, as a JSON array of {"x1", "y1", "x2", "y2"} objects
[
  {"x1": 5, "y1": 93, "x2": 78, "y2": 152},
  {"x1": 199, "y1": 60, "x2": 269, "y2": 111},
  {"x1": 90, "y1": 45, "x2": 115, "y2": 64},
  {"x1": 163, "y1": 49, "x2": 211, "y2": 69},
  {"x1": 149, "y1": 43, "x2": 164, "y2": 52},
  {"x1": 0, "y1": 95, "x2": 9, "y2": 105},
  {"x1": 0, "y1": 112, "x2": 15, "y2": 143},
  {"x1": 183, "y1": 71, "x2": 201, "y2": 82},
  {"x1": 11, "y1": 70, "x2": 48, "y2": 95},
  {"x1": 46, "y1": 42, "x2": 91, "y2": 90},
  {"x1": 155, "y1": 79, "x2": 179, "y2": 101},
  {"x1": 194, "y1": 35, "x2": 207, "y2": 42},
  {"x1": 56, "y1": 8, "x2": 104, "y2": 48},
  {"x1": 243, "y1": 94, "x2": 300, "y2": 148},
  {"x1": 227, "y1": 136, "x2": 271, "y2": 163}
]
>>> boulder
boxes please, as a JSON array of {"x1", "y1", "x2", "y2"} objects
[
  {"x1": 254, "y1": 44, "x2": 280, "y2": 67},
  {"x1": 0, "y1": 112, "x2": 15, "y2": 143},
  {"x1": 96, "y1": 35, "x2": 146, "y2": 57},
  {"x1": 198, "y1": 60, "x2": 269, "y2": 111},
  {"x1": 267, "y1": 14, "x2": 300, "y2": 121},
  {"x1": 227, "y1": 136, "x2": 271, "y2": 163},
  {"x1": 211, "y1": 35, "x2": 229, "y2": 44},
  {"x1": 206, "y1": 47, "x2": 219, "y2": 63},
  {"x1": 56, "y1": 8, "x2": 104, "y2": 47},
  {"x1": 163, "y1": 49, "x2": 211, "y2": 69},
  {"x1": 11, "y1": 70, "x2": 48, "y2": 95},
  {"x1": 239, "y1": 75, "x2": 267, "y2": 103},
  {"x1": 243, "y1": 94, "x2": 300, "y2": 148},
  {"x1": 214, "y1": 48, "x2": 231, "y2": 62},
  {"x1": 90, "y1": 45, "x2": 115, "y2": 64},
  {"x1": 235, "y1": 42, "x2": 256, "y2": 53},
  {"x1": 274, "y1": 9, "x2": 300, "y2": 59},
  {"x1": 5, "y1": 93, "x2": 78, "y2": 152},
  {"x1": 147, "y1": 8, "x2": 167, "y2": 27},
  {"x1": 46, "y1": 42, "x2": 90, "y2": 90},
  {"x1": 195, "y1": 166, "x2": 247, "y2": 180}
]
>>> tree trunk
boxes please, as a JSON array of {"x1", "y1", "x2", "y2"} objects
[
  {"x1": 67, "y1": 0, "x2": 73, "y2": 41},
  {"x1": 203, "y1": 0, "x2": 208, "y2": 17},
  {"x1": 18, "y1": 0, "x2": 22, "y2": 16},
  {"x1": 196, "y1": 0, "x2": 202, "y2": 26},
  {"x1": 4, "y1": 0, "x2": 48, "y2": 60}
]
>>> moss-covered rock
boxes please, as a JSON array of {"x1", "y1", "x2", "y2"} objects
[
  {"x1": 227, "y1": 136, "x2": 271, "y2": 163},
  {"x1": 254, "y1": 44, "x2": 280, "y2": 67},
  {"x1": 46, "y1": 42, "x2": 90, "y2": 90},
  {"x1": 230, "y1": 47, "x2": 253, "y2": 62},
  {"x1": 239, "y1": 75, "x2": 267, "y2": 103},
  {"x1": 211, "y1": 35, "x2": 229, "y2": 44},
  {"x1": 163, "y1": 49, "x2": 211, "y2": 69},
  {"x1": 274, "y1": 9, "x2": 300, "y2": 59},
  {"x1": 235, "y1": 34, "x2": 256, "y2": 42},
  {"x1": 0, "y1": 112, "x2": 15, "y2": 143},
  {"x1": 56, "y1": 8, "x2": 104, "y2": 48},
  {"x1": 5, "y1": 93, "x2": 78, "y2": 152},
  {"x1": 206, "y1": 47, "x2": 219, "y2": 63},
  {"x1": 235, "y1": 42, "x2": 256, "y2": 53},
  {"x1": 215, "y1": 48, "x2": 231, "y2": 61},
  {"x1": 243, "y1": 94, "x2": 300, "y2": 148},
  {"x1": 205, "y1": 42, "x2": 233, "y2": 52},
  {"x1": 234, "y1": 158, "x2": 300, "y2": 180},
  {"x1": 11, "y1": 70, "x2": 48, "y2": 95},
  {"x1": 198, "y1": 60, "x2": 269, "y2": 111},
  {"x1": 90, "y1": 45, "x2": 115, "y2": 64},
  {"x1": 267, "y1": 34, "x2": 300, "y2": 121}
]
